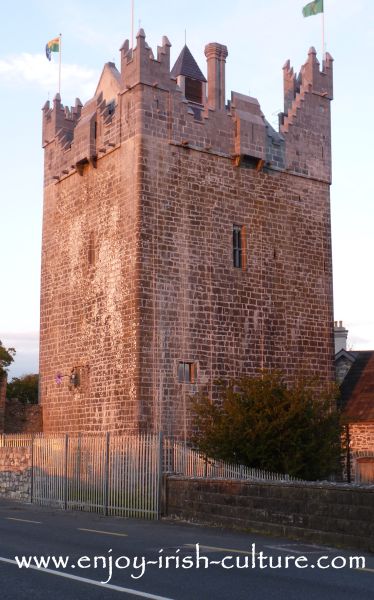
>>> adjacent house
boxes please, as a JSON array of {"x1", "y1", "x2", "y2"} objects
[{"x1": 335, "y1": 323, "x2": 374, "y2": 483}]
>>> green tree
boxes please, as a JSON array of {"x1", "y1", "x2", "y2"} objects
[
  {"x1": 0, "y1": 340, "x2": 16, "y2": 377},
  {"x1": 192, "y1": 371, "x2": 342, "y2": 481},
  {"x1": 6, "y1": 374, "x2": 39, "y2": 404}
]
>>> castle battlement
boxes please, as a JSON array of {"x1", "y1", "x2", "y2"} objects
[
  {"x1": 42, "y1": 31, "x2": 333, "y2": 186},
  {"x1": 40, "y1": 31, "x2": 335, "y2": 436},
  {"x1": 279, "y1": 47, "x2": 333, "y2": 181}
]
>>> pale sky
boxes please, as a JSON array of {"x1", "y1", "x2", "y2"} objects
[{"x1": 0, "y1": 0, "x2": 373, "y2": 378}]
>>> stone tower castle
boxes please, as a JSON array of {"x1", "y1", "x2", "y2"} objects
[{"x1": 40, "y1": 31, "x2": 334, "y2": 438}]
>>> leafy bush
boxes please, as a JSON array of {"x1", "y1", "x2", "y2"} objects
[
  {"x1": 192, "y1": 371, "x2": 342, "y2": 481},
  {"x1": 6, "y1": 374, "x2": 39, "y2": 404},
  {"x1": 0, "y1": 340, "x2": 15, "y2": 377}
]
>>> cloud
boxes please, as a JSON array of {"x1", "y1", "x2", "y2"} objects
[
  {"x1": 1, "y1": 332, "x2": 39, "y2": 353},
  {"x1": 0, "y1": 53, "x2": 98, "y2": 102},
  {"x1": 1, "y1": 332, "x2": 39, "y2": 344},
  {"x1": 1, "y1": 332, "x2": 39, "y2": 376}
]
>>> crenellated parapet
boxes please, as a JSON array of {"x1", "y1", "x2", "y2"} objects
[
  {"x1": 42, "y1": 76, "x2": 123, "y2": 185},
  {"x1": 301, "y1": 47, "x2": 333, "y2": 99},
  {"x1": 283, "y1": 60, "x2": 298, "y2": 114},
  {"x1": 120, "y1": 30, "x2": 172, "y2": 89},
  {"x1": 281, "y1": 47, "x2": 333, "y2": 129},
  {"x1": 280, "y1": 48, "x2": 333, "y2": 182},
  {"x1": 42, "y1": 33, "x2": 333, "y2": 186},
  {"x1": 42, "y1": 95, "x2": 82, "y2": 149}
]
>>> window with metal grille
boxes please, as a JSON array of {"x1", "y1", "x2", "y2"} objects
[
  {"x1": 233, "y1": 224, "x2": 244, "y2": 268},
  {"x1": 178, "y1": 362, "x2": 197, "y2": 384}
]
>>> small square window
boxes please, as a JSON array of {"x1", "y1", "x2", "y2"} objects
[{"x1": 178, "y1": 362, "x2": 197, "y2": 384}]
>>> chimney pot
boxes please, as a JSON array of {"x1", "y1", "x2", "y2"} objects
[{"x1": 334, "y1": 321, "x2": 349, "y2": 354}]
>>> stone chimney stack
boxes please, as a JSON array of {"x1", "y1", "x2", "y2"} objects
[
  {"x1": 204, "y1": 42, "x2": 228, "y2": 111},
  {"x1": 334, "y1": 321, "x2": 349, "y2": 354}
]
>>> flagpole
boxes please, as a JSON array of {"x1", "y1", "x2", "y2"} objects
[
  {"x1": 58, "y1": 33, "x2": 62, "y2": 95},
  {"x1": 131, "y1": 0, "x2": 134, "y2": 51},
  {"x1": 322, "y1": 8, "x2": 325, "y2": 58}
]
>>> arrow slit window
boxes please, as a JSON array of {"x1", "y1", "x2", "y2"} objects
[{"x1": 233, "y1": 224, "x2": 246, "y2": 269}]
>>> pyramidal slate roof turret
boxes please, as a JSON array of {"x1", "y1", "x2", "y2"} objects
[{"x1": 170, "y1": 45, "x2": 207, "y2": 82}]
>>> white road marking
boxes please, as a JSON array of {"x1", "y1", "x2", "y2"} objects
[
  {"x1": 184, "y1": 544, "x2": 259, "y2": 555},
  {"x1": 359, "y1": 568, "x2": 374, "y2": 574},
  {"x1": 0, "y1": 556, "x2": 175, "y2": 599},
  {"x1": 78, "y1": 528, "x2": 128, "y2": 537},
  {"x1": 264, "y1": 544, "x2": 336, "y2": 555},
  {"x1": 6, "y1": 518, "x2": 42, "y2": 524}
]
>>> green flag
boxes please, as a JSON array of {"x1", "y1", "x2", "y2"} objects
[{"x1": 302, "y1": 0, "x2": 323, "y2": 17}]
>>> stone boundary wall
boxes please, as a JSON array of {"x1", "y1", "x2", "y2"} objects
[
  {"x1": 165, "y1": 477, "x2": 374, "y2": 553},
  {"x1": 0, "y1": 447, "x2": 31, "y2": 501},
  {"x1": 4, "y1": 400, "x2": 42, "y2": 434},
  {"x1": 0, "y1": 375, "x2": 6, "y2": 432}
]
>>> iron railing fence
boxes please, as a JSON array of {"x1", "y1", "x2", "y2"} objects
[
  {"x1": 0, "y1": 433, "x2": 35, "y2": 447},
  {"x1": 1, "y1": 432, "x2": 300, "y2": 482},
  {"x1": 163, "y1": 438, "x2": 301, "y2": 482},
  {"x1": 30, "y1": 433, "x2": 161, "y2": 519}
]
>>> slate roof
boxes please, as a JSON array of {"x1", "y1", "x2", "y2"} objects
[
  {"x1": 170, "y1": 45, "x2": 207, "y2": 82},
  {"x1": 339, "y1": 351, "x2": 374, "y2": 421}
]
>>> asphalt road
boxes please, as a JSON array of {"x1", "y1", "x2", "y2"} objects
[{"x1": 0, "y1": 499, "x2": 373, "y2": 600}]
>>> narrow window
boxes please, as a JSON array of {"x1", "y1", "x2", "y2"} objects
[
  {"x1": 178, "y1": 362, "x2": 197, "y2": 384},
  {"x1": 233, "y1": 225, "x2": 246, "y2": 268},
  {"x1": 88, "y1": 231, "x2": 95, "y2": 266},
  {"x1": 69, "y1": 368, "x2": 80, "y2": 388}
]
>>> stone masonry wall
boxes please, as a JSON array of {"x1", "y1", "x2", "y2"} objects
[
  {"x1": 349, "y1": 422, "x2": 374, "y2": 482},
  {"x1": 40, "y1": 32, "x2": 334, "y2": 436},
  {"x1": 40, "y1": 94, "x2": 142, "y2": 432},
  {"x1": 139, "y1": 118, "x2": 334, "y2": 437},
  {"x1": 4, "y1": 400, "x2": 42, "y2": 433},
  {"x1": 165, "y1": 477, "x2": 374, "y2": 552},
  {"x1": 0, "y1": 447, "x2": 31, "y2": 501}
]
